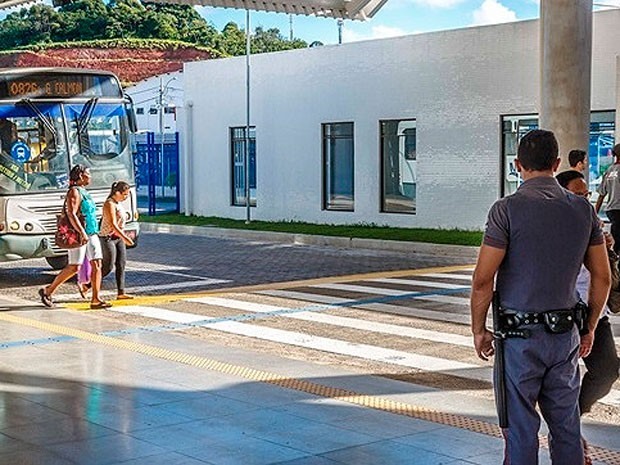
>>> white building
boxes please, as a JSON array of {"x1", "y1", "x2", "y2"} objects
[
  {"x1": 180, "y1": 10, "x2": 620, "y2": 230},
  {"x1": 126, "y1": 71, "x2": 183, "y2": 134}
]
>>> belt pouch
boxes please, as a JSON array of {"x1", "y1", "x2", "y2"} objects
[{"x1": 543, "y1": 310, "x2": 574, "y2": 334}]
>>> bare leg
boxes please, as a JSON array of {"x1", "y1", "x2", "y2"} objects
[
  {"x1": 90, "y1": 259, "x2": 104, "y2": 304},
  {"x1": 45, "y1": 264, "x2": 80, "y2": 296}
]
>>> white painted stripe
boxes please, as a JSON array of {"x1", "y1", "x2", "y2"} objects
[
  {"x1": 371, "y1": 278, "x2": 468, "y2": 290},
  {"x1": 56, "y1": 278, "x2": 232, "y2": 300},
  {"x1": 109, "y1": 304, "x2": 479, "y2": 375},
  {"x1": 258, "y1": 290, "x2": 474, "y2": 325},
  {"x1": 109, "y1": 305, "x2": 206, "y2": 323},
  {"x1": 420, "y1": 273, "x2": 473, "y2": 281},
  {"x1": 310, "y1": 283, "x2": 416, "y2": 296},
  {"x1": 187, "y1": 296, "x2": 473, "y2": 347},
  {"x1": 417, "y1": 295, "x2": 470, "y2": 306}
]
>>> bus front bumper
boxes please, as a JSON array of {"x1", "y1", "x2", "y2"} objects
[{"x1": 0, "y1": 235, "x2": 59, "y2": 261}]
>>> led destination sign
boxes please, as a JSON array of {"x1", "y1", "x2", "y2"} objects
[{"x1": 0, "y1": 73, "x2": 122, "y2": 99}]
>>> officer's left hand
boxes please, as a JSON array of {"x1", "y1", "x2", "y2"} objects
[
  {"x1": 474, "y1": 329, "x2": 495, "y2": 361},
  {"x1": 579, "y1": 330, "x2": 595, "y2": 358}
]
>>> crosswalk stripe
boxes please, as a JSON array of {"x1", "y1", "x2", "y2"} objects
[
  {"x1": 371, "y1": 278, "x2": 468, "y2": 289},
  {"x1": 258, "y1": 290, "x2": 474, "y2": 324},
  {"x1": 420, "y1": 273, "x2": 473, "y2": 281},
  {"x1": 186, "y1": 296, "x2": 474, "y2": 347},
  {"x1": 109, "y1": 304, "x2": 481, "y2": 375},
  {"x1": 310, "y1": 283, "x2": 425, "y2": 296}
]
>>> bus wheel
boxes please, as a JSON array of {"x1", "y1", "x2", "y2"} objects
[{"x1": 46, "y1": 256, "x2": 68, "y2": 270}]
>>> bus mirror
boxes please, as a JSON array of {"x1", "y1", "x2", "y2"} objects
[{"x1": 127, "y1": 106, "x2": 138, "y2": 133}]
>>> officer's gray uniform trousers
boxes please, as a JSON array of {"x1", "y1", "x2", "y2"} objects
[{"x1": 499, "y1": 325, "x2": 582, "y2": 465}]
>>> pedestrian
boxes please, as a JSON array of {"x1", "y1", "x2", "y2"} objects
[
  {"x1": 556, "y1": 169, "x2": 620, "y2": 465},
  {"x1": 99, "y1": 181, "x2": 134, "y2": 300},
  {"x1": 568, "y1": 149, "x2": 587, "y2": 173},
  {"x1": 595, "y1": 143, "x2": 620, "y2": 253},
  {"x1": 39, "y1": 164, "x2": 111, "y2": 310},
  {"x1": 470, "y1": 129, "x2": 610, "y2": 465}
]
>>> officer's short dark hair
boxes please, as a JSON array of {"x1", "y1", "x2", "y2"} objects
[
  {"x1": 613, "y1": 144, "x2": 620, "y2": 159},
  {"x1": 517, "y1": 129, "x2": 558, "y2": 171},
  {"x1": 568, "y1": 149, "x2": 586, "y2": 168},
  {"x1": 556, "y1": 170, "x2": 584, "y2": 189}
]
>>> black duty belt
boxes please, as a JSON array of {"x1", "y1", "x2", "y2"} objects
[{"x1": 500, "y1": 302, "x2": 588, "y2": 335}]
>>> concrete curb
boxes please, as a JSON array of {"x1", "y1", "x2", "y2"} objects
[{"x1": 140, "y1": 222, "x2": 480, "y2": 260}]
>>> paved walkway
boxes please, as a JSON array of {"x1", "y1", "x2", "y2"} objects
[{"x1": 0, "y1": 294, "x2": 617, "y2": 465}]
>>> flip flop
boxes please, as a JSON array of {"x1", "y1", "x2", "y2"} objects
[
  {"x1": 90, "y1": 301, "x2": 112, "y2": 310},
  {"x1": 77, "y1": 283, "x2": 89, "y2": 299},
  {"x1": 116, "y1": 294, "x2": 134, "y2": 300},
  {"x1": 38, "y1": 288, "x2": 54, "y2": 308}
]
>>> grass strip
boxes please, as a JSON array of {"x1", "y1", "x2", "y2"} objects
[{"x1": 140, "y1": 213, "x2": 483, "y2": 246}]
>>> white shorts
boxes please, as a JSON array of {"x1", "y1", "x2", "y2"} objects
[{"x1": 68, "y1": 234, "x2": 103, "y2": 265}]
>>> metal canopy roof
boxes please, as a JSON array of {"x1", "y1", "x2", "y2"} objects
[
  {"x1": 0, "y1": 0, "x2": 386, "y2": 19},
  {"x1": 148, "y1": 0, "x2": 386, "y2": 20}
]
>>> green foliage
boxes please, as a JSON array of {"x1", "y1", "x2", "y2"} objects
[
  {"x1": 140, "y1": 214, "x2": 484, "y2": 246},
  {"x1": 0, "y1": 1, "x2": 307, "y2": 55}
]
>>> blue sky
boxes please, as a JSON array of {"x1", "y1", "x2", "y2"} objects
[
  {"x1": 0, "y1": 0, "x2": 617, "y2": 46},
  {"x1": 197, "y1": 0, "x2": 620, "y2": 45},
  {"x1": 198, "y1": 0, "x2": 533, "y2": 45}
]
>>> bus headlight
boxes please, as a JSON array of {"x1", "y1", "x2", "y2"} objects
[
  {"x1": 125, "y1": 211, "x2": 131, "y2": 221},
  {"x1": 10, "y1": 221, "x2": 19, "y2": 231},
  {"x1": 0, "y1": 223, "x2": 5, "y2": 232},
  {"x1": 134, "y1": 210, "x2": 139, "y2": 220},
  {"x1": 24, "y1": 223, "x2": 33, "y2": 232}
]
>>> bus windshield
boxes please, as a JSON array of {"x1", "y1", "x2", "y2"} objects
[
  {"x1": 0, "y1": 100, "x2": 134, "y2": 194},
  {"x1": 65, "y1": 102, "x2": 134, "y2": 190},
  {"x1": 0, "y1": 103, "x2": 69, "y2": 194}
]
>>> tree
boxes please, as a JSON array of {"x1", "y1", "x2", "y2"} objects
[{"x1": 0, "y1": 3, "x2": 308, "y2": 54}]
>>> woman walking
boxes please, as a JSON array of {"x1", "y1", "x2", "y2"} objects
[
  {"x1": 39, "y1": 164, "x2": 111, "y2": 309},
  {"x1": 99, "y1": 181, "x2": 134, "y2": 299}
]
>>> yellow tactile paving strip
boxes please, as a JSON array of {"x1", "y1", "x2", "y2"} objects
[
  {"x1": 0, "y1": 310, "x2": 617, "y2": 464},
  {"x1": 65, "y1": 263, "x2": 476, "y2": 310}
]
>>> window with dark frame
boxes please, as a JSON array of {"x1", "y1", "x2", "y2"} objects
[
  {"x1": 230, "y1": 126, "x2": 256, "y2": 206},
  {"x1": 380, "y1": 119, "x2": 416, "y2": 214},
  {"x1": 322, "y1": 122, "x2": 354, "y2": 211}
]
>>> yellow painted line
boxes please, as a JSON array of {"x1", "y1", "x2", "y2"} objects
[
  {"x1": 0, "y1": 311, "x2": 617, "y2": 464},
  {"x1": 64, "y1": 263, "x2": 475, "y2": 310}
]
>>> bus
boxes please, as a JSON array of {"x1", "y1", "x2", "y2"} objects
[{"x1": 0, "y1": 68, "x2": 139, "y2": 269}]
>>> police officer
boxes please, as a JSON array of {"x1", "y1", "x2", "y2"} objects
[
  {"x1": 596, "y1": 143, "x2": 620, "y2": 253},
  {"x1": 470, "y1": 129, "x2": 611, "y2": 465}
]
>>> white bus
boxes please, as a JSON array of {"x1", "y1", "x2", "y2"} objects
[{"x1": 0, "y1": 68, "x2": 139, "y2": 269}]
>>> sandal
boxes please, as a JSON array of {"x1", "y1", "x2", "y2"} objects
[
  {"x1": 117, "y1": 294, "x2": 134, "y2": 300},
  {"x1": 90, "y1": 301, "x2": 112, "y2": 310},
  {"x1": 77, "y1": 283, "x2": 91, "y2": 299},
  {"x1": 38, "y1": 288, "x2": 54, "y2": 308}
]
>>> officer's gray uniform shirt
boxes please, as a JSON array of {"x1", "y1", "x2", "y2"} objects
[
  {"x1": 598, "y1": 163, "x2": 620, "y2": 211},
  {"x1": 484, "y1": 176, "x2": 603, "y2": 311}
]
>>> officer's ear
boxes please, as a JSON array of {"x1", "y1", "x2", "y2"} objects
[
  {"x1": 552, "y1": 157, "x2": 561, "y2": 172},
  {"x1": 515, "y1": 158, "x2": 523, "y2": 173}
]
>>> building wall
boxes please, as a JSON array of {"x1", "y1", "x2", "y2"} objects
[
  {"x1": 182, "y1": 10, "x2": 620, "y2": 230},
  {"x1": 126, "y1": 71, "x2": 183, "y2": 134}
]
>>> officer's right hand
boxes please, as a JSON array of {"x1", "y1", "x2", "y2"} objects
[
  {"x1": 474, "y1": 329, "x2": 495, "y2": 361},
  {"x1": 579, "y1": 330, "x2": 595, "y2": 358}
]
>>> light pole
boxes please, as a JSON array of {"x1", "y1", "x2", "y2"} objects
[
  {"x1": 245, "y1": 9, "x2": 252, "y2": 223},
  {"x1": 158, "y1": 76, "x2": 177, "y2": 203}
]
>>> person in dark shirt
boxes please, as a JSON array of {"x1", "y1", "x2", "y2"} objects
[{"x1": 471, "y1": 129, "x2": 610, "y2": 465}]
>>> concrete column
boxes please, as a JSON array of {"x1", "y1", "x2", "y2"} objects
[{"x1": 540, "y1": 0, "x2": 592, "y2": 173}]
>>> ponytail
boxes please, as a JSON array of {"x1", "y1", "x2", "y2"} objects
[{"x1": 107, "y1": 180, "x2": 130, "y2": 200}]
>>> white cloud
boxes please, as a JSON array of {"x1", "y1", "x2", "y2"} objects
[
  {"x1": 472, "y1": 0, "x2": 518, "y2": 26},
  {"x1": 343, "y1": 25, "x2": 411, "y2": 43}
]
